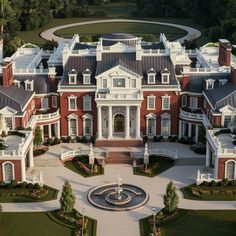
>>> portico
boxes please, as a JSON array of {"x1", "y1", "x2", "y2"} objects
[{"x1": 97, "y1": 105, "x2": 141, "y2": 140}]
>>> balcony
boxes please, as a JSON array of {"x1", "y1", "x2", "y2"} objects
[{"x1": 179, "y1": 108, "x2": 203, "y2": 121}]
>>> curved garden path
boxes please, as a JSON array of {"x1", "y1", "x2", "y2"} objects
[
  {"x1": 2, "y1": 143, "x2": 236, "y2": 236},
  {"x1": 40, "y1": 19, "x2": 202, "y2": 43}
]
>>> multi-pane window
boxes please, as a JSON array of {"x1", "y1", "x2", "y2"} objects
[
  {"x1": 162, "y1": 117, "x2": 170, "y2": 136},
  {"x1": 103, "y1": 79, "x2": 107, "y2": 88},
  {"x1": 113, "y1": 78, "x2": 125, "y2": 88},
  {"x1": 148, "y1": 74, "x2": 155, "y2": 84},
  {"x1": 147, "y1": 119, "x2": 155, "y2": 136},
  {"x1": 162, "y1": 74, "x2": 169, "y2": 84},
  {"x1": 41, "y1": 98, "x2": 49, "y2": 109},
  {"x1": 224, "y1": 115, "x2": 231, "y2": 128},
  {"x1": 83, "y1": 75, "x2": 91, "y2": 84},
  {"x1": 83, "y1": 96, "x2": 91, "y2": 111},
  {"x1": 162, "y1": 96, "x2": 170, "y2": 110},
  {"x1": 68, "y1": 97, "x2": 77, "y2": 110},
  {"x1": 25, "y1": 81, "x2": 33, "y2": 91},
  {"x1": 69, "y1": 119, "x2": 77, "y2": 136},
  {"x1": 5, "y1": 117, "x2": 13, "y2": 130},
  {"x1": 181, "y1": 95, "x2": 187, "y2": 107},
  {"x1": 131, "y1": 79, "x2": 136, "y2": 88},
  {"x1": 147, "y1": 96, "x2": 156, "y2": 110},
  {"x1": 85, "y1": 119, "x2": 91, "y2": 135},
  {"x1": 206, "y1": 79, "x2": 214, "y2": 90},
  {"x1": 52, "y1": 96, "x2": 57, "y2": 108},
  {"x1": 69, "y1": 75, "x2": 76, "y2": 84},
  {"x1": 190, "y1": 97, "x2": 198, "y2": 109}
]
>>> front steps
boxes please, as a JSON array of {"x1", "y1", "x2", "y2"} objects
[
  {"x1": 105, "y1": 151, "x2": 133, "y2": 164},
  {"x1": 95, "y1": 139, "x2": 143, "y2": 147}
]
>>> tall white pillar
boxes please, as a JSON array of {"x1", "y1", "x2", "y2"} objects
[
  {"x1": 97, "y1": 106, "x2": 102, "y2": 139},
  {"x1": 56, "y1": 121, "x2": 61, "y2": 138},
  {"x1": 188, "y1": 123, "x2": 192, "y2": 137},
  {"x1": 21, "y1": 158, "x2": 26, "y2": 181},
  {"x1": 108, "y1": 106, "x2": 113, "y2": 139},
  {"x1": 178, "y1": 120, "x2": 182, "y2": 138},
  {"x1": 206, "y1": 142, "x2": 210, "y2": 167},
  {"x1": 29, "y1": 143, "x2": 34, "y2": 168},
  {"x1": 195, "y1": 125, "x2": 199, "y2": 143},
  {"x1": 40, "y1": 125, "x2": 44, "y2": 142},
  {"x1": 125, "y1": 106, "x2": 130, "y2": 139},
  {"x1": 48, "y1": 124, "x2": 52, "y2": 138},
  {"x1": 136, "y1": 106, "x2": 141, "y2": 139}
]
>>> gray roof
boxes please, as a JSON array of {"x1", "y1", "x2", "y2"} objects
[
  {"x1": 204, "y1": 82, "x2": 236, "y2": 110},
  {"x1": 102, "y1": 33, "x2": 137, "y2": 40},
  {"x1": 188, "y1": 74, "x2": 230, "y2": 93},
  {"x1": 0, "y1": 85, "x2": 33, "y2": 112},
  {"x1": 141, "y1": 42, "x2": 165, "y2": 50},
  {"x1": 73, "y1": 43, "x2": 96, "y2": 50},
  {"x1": 14, "y1": 75, "x2": 51, "y2": 94}
]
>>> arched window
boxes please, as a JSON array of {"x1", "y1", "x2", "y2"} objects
[
  {"x1": 3, "y1": 162, "x2": 14, "y2": 182},
  {"x1": 226, "y1": 161, "x2": 235, "y2": 179},
  {"x1": 69, "y1": 118, "x2": 77, "y2": 136}
]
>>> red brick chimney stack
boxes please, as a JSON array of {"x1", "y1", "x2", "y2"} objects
[
  {"x1": 2, "y1": 58, "x2": 14, "y2": 88},
  {"x1": 218, "y1": 39, "x2": 232, "y2": 67}
]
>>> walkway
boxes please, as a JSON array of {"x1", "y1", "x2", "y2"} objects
[
  {"x1": 40, "y1": 19, "x2": 202, "y2": 44},
  {"x1": 2, "y1": 143, "x2": 235, "y2": 236}
]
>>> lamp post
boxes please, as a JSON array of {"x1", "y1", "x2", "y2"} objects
[
  {"x1": 152, "y1": 207, "x2": 157, "y2": 236},
  {"x1": 82, "y1": 208, "x2": 85, "y2": 236}
]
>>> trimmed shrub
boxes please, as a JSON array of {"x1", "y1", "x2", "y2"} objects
[
  {"x1": 229, "y1": 180, "x2": 236, "y2": 186},
  {"x1": 186, "y1": 137, "x2": 195, "y2": 145},
  {"x1": 210, "y1": 180, "x2": 217, "y2": 187},
  {"x1": 178, "y1": 137, "x2": 186, "y2": 144},
  {"x1": 53, "y1": 138, "x2": 60, "y2": 145},
  {"x1": 153, "y1": 136, "x2": 162, "y2": 142},
  {"x1": 61, "y1": 137, "x2": 67, "y2": 143},
  {"x1": 75, "y1": 136, "x2": 81, "y2": 143},
  {"x1": 223, "y1": 178, "x2": 229, "y2": 186},
  {"x1": 89, "y1": 136, "x2": 96, "y2": 144},
  {"x1": 26, "y1": 183, "x2": 34, "y2": 189},
  {"x1": 143, "y1": 136, "x2": 148, "y2": 144},
  {"x1": 81, "y1": 136, "x2": 88, "y2": 143},
  {"x1": 10, "y1": 180, "x2": 17, "y2": 188},
  {"x1": 200, "y1": 181, "x2": 209, "y2": 187},
  {"x1": 66, "y1": 136, "x2": 72, "y2": 143}
]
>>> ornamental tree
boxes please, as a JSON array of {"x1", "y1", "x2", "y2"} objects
[
  {"x1": 33, "y1": 126, "x2": 42, "y2": 149},
  {"x1": 163, "y1": 181, "x2": 179, "y2": 214},
  {"x1": 60, "y1": 180, "x2": 75, "y2": 213}
]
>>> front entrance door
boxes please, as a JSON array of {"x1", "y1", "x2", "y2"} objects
[{"x1": 114, "y1": 114, "x2": 125, "y2": 133}]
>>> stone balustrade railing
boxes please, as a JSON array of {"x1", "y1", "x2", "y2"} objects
[
  {"x1": 180, "y1": 109, "x2": 203, "y2": 121},
  {"x1": 149, "y1": 149, "x2": 178, "y2": 159},
  {"x1": 71, "y1": 49, "x2": 96, "y2": 55},
  {"x1": 143, "y1": 49, "x2": 169, "y2": 55},
  {"x1": 96, "y1": 92, "x2": 143, "y2": 100},
  {"x1": 196, "y1": 169, "x2": 215, "y2": 184},
  {"x1": 14, "y1": 68, "x2": 49, "y2": 74},
  {"x1": 182, "y1": 67, "x2": 231, "y2": 74}
]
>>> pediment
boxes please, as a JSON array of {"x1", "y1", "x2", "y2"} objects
[
  {"x1": 219, "y1": 105, "x2": 236, "y2": 113},
  {"x1": 0, "y1": 106, "x2": 17, "y2": 115},
  {"x1": 109, "y1": 42, "x2": 133, "y2": 51}
]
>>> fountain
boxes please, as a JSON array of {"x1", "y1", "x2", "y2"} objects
[{"x1": 88, "y1": 176, "x2": 149, "y2": 211}]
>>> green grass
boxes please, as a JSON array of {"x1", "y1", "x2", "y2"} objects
[
  {"x1": 0, "y1": 210, "x2": 97, "y2": 236},
  {"x1": 133, "y1": 156, "x2": 175, "y2": 177},
  {"x1": 0, "y1": 185, "x2": 58, "y2": 203},
  {"x1": 181, "y1": 184, "x2": 236, "y2": 201},
  {"x1": 55, "y1": 22, "x2": 186, "y2": 41},
  {"x1": 140, "y1": 209, "x2": 236, "y2": 236}
]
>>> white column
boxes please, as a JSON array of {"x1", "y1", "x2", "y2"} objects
[
  {"x1": 56, "y1": 121, "x2": 61, "y2": 138},
  {"x1": 178, "y1": 120, "x2": 182, "y2": 139},
  {"x1": 21, "y1": 158, "x2": 26, "y2": 181},
  {"x1": 40, "y1": 125, "x2": 44, "y2": 142},
  {"x1": 125, "y1": 106, "x2": 130, "y2": 139},
  {"x1": 108, "y1": 106, "x2": 113, "y2": 139},
  {"x1": 97, "y1": 106, "x2": 102, "y2": 139},
  {"x1": 48, "y1": 124, "x2": 52, "y2": 138},
  {"x1": 206, "y1": 142, "x2": 210, "y2": 167},
  {"x1": 136, "y1": 106, "x2": 141, "y2": 139},
  {"x1": 188, "y1": 123, "x2": 192, "y2": 137},
  {"x1": 195, "y1": 125, "x2": 199, "y2": 143},
  {"x1": 29, "y1": 143, "x2": 34, "y2": 168}
]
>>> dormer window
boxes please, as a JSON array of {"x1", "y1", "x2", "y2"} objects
[
  {"x1": 161, "y1": 68, "x2": 170, "y2": 84},
  {"x1": 205, "y1": 79, "x2": 214, "y2": 90},
  {"x1": 13, "y1": 79, "x2": 20, "y2": 88},
  {"x1": 147, "y1": 68, "x2": 156, "y2": 84},
  {"x1": 219, "y1": 79, "x2": 228, "y2": 86},
  {"x1": 83, "y1": 69, "x2": 92, "y2": 85},
  {"x1": 68, "y1": 69, "x2": 77, "y2": 84},
  {"x1": 25, "y1": 80, "x2": 34, "y2": 91}
]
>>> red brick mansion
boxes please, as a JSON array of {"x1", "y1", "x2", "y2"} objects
[{"x1": 0, "y1": 33, "x2": 236, "y2": 182}]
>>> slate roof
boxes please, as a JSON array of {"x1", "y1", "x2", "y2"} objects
[
  {"x1": 141, "y1": 42, "x2": 165, "y2": 50},
  {"x1": 14, "y1": 75, "x2": 51, "y2": 94},
  {"x1": 0, "y1": 85, "x2": 33, "y2": 112},
  {"x1": 204, "y1": 82, "x2": 236, "y2": 110},
  {"x1": 188, "y1": 74, "x2": 230, "y2": 93},
  {"x1": 102, "y1": 33, "x2": 137, "y2": 40},
  {"x1": 73, "y1": 43, "x2": 96, "y2": 50}
]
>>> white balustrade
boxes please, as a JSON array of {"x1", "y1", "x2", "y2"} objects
[
  {"x1": 96, "y1": 93, "x2": 143, "y2": 100},
  {"x1": 180, "y1": 109, "x2": 203, "y2": 120}
]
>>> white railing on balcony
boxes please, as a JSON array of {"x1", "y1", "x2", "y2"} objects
[
  {"x1": 182, "y1": 66, "x2": 230, "y2": 74},
  {"x1": 149, "y1": 149, "x2": 178, "y2": 159},
  {"x1": 202, "y1": 114, "x2": 212, "y2": 129},
  {"x1": 26, "y1": 110, "x2": 60, "y2": 129},
  {"x1": 14, "y1": 68, "x2": 49, "y2": 74},
  {"x1": 196, "y1": 169, "x2": 215, "y2": 184},
  {"x1": 71, "y1": 49, "x2": 96, "y2": 55},
  {"x1": 180, "y1": 109, "x2": 203, "y2": 121},
  {"x1": 185, "y1": 49, "x2": 198, "y2": 56},
  {"x1": 96, "y1": 92, "x2": 143, "y2": 100},
  {"x1": 143, "y1": 49, "x2": 169, "y2": 55},
  {"x1": 26, "y1": 171, "x2": 43, "y2": 186}
]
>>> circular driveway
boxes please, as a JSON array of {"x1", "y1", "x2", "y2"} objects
[{"x1": 40, "y1": 19, "x2": 201, "y2": 43}]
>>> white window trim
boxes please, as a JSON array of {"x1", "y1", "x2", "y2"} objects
[
  {"x1": 147, "y1": 95, "x2": 156, "y2": 110},
  {"x1": 83, "y1": 74, "x2": 91, "y2": 85},
  {"x1": 68, "y1": 96, "x2": 77, "y2": 111},
  {"x1": 131, "y1": 78, "x2": 136, "y2": 88},
  {"x1": 162, "y1": 95, "x2": 171, "y2": 110},
  {"x1": 112, "y1": 77, "x2": 126, "y2": 88},
  {"x1": 224, "y1": 160, "x2": 236, "y2": 179},
  {"x1": 41, "y1": 97, "x2": 49, "y2": 109},
  {"x1": 147, "y1": 73, "x2": 156, "y2": 84},
  {"x1": 161, "y1": 113, "x2": 171, "y2": 137},
  {"x1": 67, "y1": 114, "x2": 78, "y2": 137},
  {"x1": 205, "y1": 79, "x2": 215, "y2": 90},
  {"x1": 69, "y1": 75, "x2": 77, "y2": 84},
  {"x1": 181, "y1": 95, "x2": 187, "y2": 107},
  {"x1": 83, "y1": 96, "x2": 92, "y2": 111},
  {"x1": 52, "y1": 96, "x2": 58, "y2": 108},
  {"x1": 103, "y1": 78, "x2": 107, "y2": 88},
  {"x1": 25, "y1": 80, "x2": 34, "y2": 91},
  {"x1": 2, "y1": 162, "x2": 15, "y2": 182},
  {"x1": 13, "y1": 79, "x2": 20, "y2": 88},
  {"x1": 145, "y1": 113, "x2": 157, "y2": 136},
  {"x1": 82, "y1": 113, "x2": 93, "y2": 136},
  {"x1": 161, "y1": 73, "x2": 170, "y2": 84},
  {"x1": 190, "y1": 97, "x2": 198, "y2": 110}
]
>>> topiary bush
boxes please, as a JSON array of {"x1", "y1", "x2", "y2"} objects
[
  {"x1": 143, "y1": 135, "x2": 148, "y2": 144},
  {"x1": 81, "y1": 136, "x2": 88, "y2": 143},
  {"x1": 210, "y1": 180, "x2": 217, "y2": 187},
  {"x1": 89, "y1": 136, "x2": 96, "y2": 144},
  {"x1": 200, "y1": 181, "x2": 209, "y2": 187},
  {"x1": 75, "y1": 136, "x2": 81, "y2": 143}
]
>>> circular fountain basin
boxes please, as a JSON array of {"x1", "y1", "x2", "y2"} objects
[{"x1": 88, "y1": 183, "x2": 149, "y2": 211}]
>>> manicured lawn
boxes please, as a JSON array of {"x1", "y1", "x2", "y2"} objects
[
  {"x1": 181, "y1": 184, "x2": 236, "y2": 201},
  {"x1": 0, "y1": 210, "x2": 97, "y2": 236},
  {"x1": 54, "y1": 22, "x2": 186, "y2": 41},
  {"x1": 140, "y1": 209, "x2": 236, "y2": 236},
  {"x1": 133, "y1": 156, "x2": 175, "y2": 177},
  {"x1": 64, "y1": 156, "x2": 104, "y2": 178},
  {"x1": 0, "y1": 185, "x2": 58, "y2": 203}
]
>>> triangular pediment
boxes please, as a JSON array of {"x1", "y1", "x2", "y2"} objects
[
  {"x1": 109, "y1": 42, "x2": 134, "y2": 51},
  {"x1": 0, "y1": 106, "x2": 17, "y2": 115},
  {"x1": 219, "y1": 104, "x2": 236, "y2": 113}
]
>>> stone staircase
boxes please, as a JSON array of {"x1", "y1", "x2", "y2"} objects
[
  {"x1": 95, "y1": 140, "x2": 143, "y2": 147},
  {"x1": 105, "y1": 151, "x2": 133, "y2": 164}
]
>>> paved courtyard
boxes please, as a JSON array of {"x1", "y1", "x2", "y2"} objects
[{"x1": 2, "y1": 142, "x2": 236, "y2": 236}]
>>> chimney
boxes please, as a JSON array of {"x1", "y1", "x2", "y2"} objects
[
  {"x1": 218, "y1": 39, "x2": 232, "y2": 66},
  {"x1": 230, "y1": 66, "x2": 236, "y2": 85},
  {"x1": 48, "y1": 66, "x2": 57, "y2": 92},
  {"x1": 181, "y1": 74, "x2": 190, "y2": 91},
  {"x1": 2, "y1": 58, "x2": 14, "y2": 87}
]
